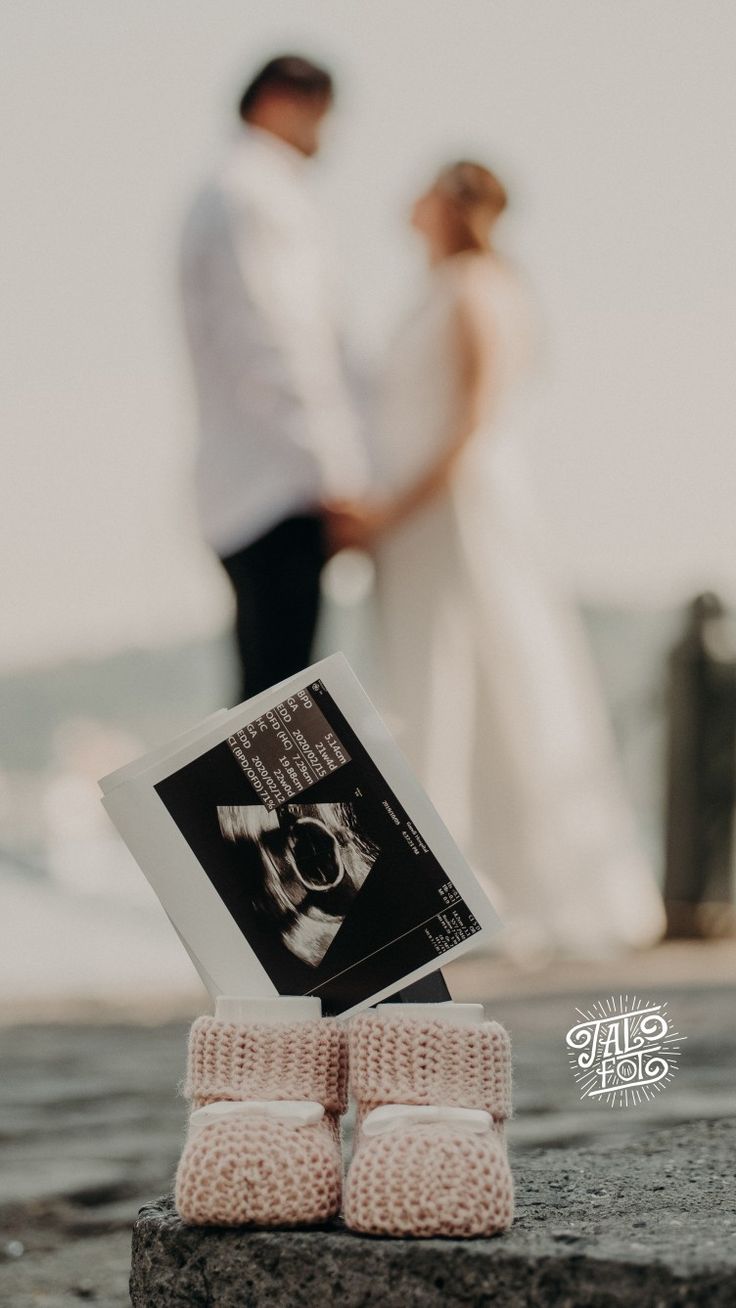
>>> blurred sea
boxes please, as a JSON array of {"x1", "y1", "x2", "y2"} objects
[{"x1": 0, "y1": 603, "x2": 684, "y2": 1018}]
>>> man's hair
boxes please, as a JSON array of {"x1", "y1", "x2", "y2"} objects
[{"x1": 239, "y1": 55, "x2": 333, "y2": 120}]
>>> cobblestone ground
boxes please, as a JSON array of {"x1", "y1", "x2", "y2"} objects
[{"x1": 1, "y1": 943, "x2": 734, "y2": 1307}]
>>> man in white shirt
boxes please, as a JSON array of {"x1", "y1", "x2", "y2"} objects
[{"x1": 180, "y1": 55, "x2": 365, "y2": 701}]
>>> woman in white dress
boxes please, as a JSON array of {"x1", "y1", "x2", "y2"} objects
[{"x1": 327, "y1": 161, "x2": 664, "y2": 957}]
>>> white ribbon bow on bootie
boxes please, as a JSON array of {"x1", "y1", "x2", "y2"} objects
[
  {"x1": 362, "y1": 1104, "x2": 492, "y2": 1137},
  {"x1": 187, "y1": 1099, "x2": 325, "y2": 1138}
]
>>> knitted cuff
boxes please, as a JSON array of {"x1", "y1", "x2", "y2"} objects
[
  {"x1": 349, "y1": 1013, "x2": 512, "y2": 1120},
  {"x1": 184, "y1": 1016, "x2": 349, "y2": 1114}
]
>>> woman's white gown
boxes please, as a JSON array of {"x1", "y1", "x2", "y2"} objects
[{"x1": 374, "y1": 254, "x2": 664, "y2": 956}]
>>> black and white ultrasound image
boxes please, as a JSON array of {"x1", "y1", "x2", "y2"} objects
[
  {"x1": 154, "y1": 681, "x2": 480, "y2": 1013},
  {"x1": 216, "y1": 801, "x2": 378, "y2": 969}
]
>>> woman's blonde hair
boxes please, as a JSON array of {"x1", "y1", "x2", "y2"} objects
[{"x1": 436, "y1": 160, "x2": 508, "y2": 253}]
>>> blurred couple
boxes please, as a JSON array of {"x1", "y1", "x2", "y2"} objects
[{"x1": 180, "y1": 54, "x2": 664, "y2": 957}]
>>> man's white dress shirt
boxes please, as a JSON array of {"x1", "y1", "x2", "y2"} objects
[{"x1": 180, "y1": 126, "x2": 366, "y2": 557}]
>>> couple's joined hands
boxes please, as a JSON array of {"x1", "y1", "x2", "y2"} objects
[{"x1": 322, "y1": 498, "x2": 394, "y2": 556}]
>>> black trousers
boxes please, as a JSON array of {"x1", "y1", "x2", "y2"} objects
[{"x1": 220, "y1": 514, "x2": 326, "y2": 704}]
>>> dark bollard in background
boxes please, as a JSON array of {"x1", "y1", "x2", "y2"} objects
[{"x1": 664, "y1": 593, "x2": 736, "y2": 938}]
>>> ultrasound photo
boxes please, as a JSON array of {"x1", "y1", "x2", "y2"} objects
[
  {"x1": 152, "y1": 676, "x2": 482, "y2": 1012},
  {"x1": 216, "y1": 801, "x2": 379, "y2": 967}
]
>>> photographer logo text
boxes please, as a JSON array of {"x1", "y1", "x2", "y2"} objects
[{"x1": 566, "y1": 995, "x2": 684, "y2": 1108}]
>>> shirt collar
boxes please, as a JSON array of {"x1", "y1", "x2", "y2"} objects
[{"x1": 237, "y1": 122, "x2": 309, "y2": 175}]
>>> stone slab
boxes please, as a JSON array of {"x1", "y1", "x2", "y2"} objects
[{"x1": 130, "y1": 1117, "x2": 736, "y2": 1307}]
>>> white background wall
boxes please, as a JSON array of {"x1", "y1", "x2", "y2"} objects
[{"x1": 2, "y1": 0, "x2": 735, "y2": 671}]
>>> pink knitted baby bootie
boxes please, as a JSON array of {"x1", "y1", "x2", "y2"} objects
[
  {"x1": 175, "y1": 1014, "x2": 348, "y2": 1227},
  {"x1": 344, "y1": 1010, "x2": 514, "y2": 1238}
]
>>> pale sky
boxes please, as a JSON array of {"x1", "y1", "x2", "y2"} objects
[{"x1": 2, "y1": 1, "x2": 735, "y2": 673}]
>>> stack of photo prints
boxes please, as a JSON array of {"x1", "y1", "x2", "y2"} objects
[{"x1": 100, "y1": 653, "x2": 500, "y2": 1015}]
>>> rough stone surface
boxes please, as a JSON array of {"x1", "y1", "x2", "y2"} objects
[
  {"x1": 2, "y1": 971, "x2": 735, "y2": 1304},
  {"x1": 130, "y1": 1118, "x2": 736, "y2": 1308}
]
